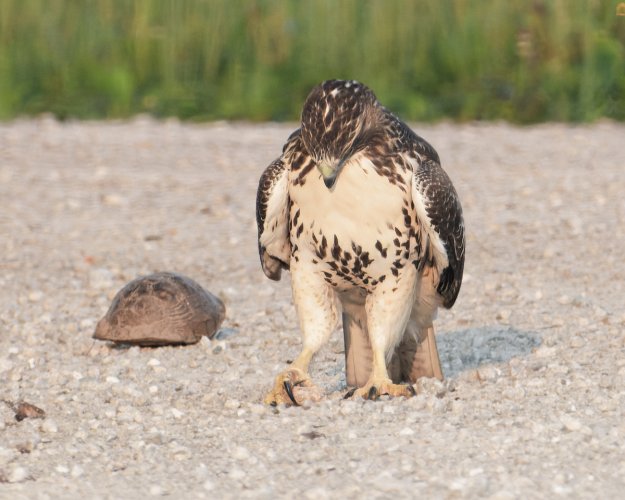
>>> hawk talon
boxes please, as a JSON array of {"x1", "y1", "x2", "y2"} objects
[
  {"x1": 367, "y1": 386, "x2": 378, "y2": 400},
  {"x1": 349, "y1": 379, "x2": 417, "y2": 401},
  {"x1": 343, "y1": 387, "x2": 357, "y2": 399},
  {"x1": 283, "y1": 380, "x2": 300, "y2": 406},
  {"x1": 264, "y1": 368, "x2": 324, "y2": 406}
]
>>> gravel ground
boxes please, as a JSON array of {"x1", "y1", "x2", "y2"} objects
[{"x1": 1, "y1": 117, "x2": 624, "y2": 499}]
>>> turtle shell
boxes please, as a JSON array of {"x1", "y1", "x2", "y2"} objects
[{"x1": 93, "y1": 272, "x2": 225, "y2": 346}]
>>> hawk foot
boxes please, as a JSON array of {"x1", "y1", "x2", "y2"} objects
[
  {"x1": 264, "y1": 368, "x2": 323, "y2": 407},
  {"x1": 345, "y1": 378, "x2": 416, "y2": 401}
]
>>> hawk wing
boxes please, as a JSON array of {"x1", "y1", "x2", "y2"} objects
[
  {"x1": 255, "y1": 132, "x2": 298, "y2": 280},
  {"x1": 409, "y1": 141, "x2": 465, "y2": 308}
]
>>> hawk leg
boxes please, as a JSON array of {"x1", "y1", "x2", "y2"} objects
[
  {"x1": 342, "y1": 288, "x2": 443, "y2": 389},
  {"x1": 347, "y1": 276, "x2": 419, "y2": 400},
  {"x1": 264, "y1": 264, "x2": 338, "y2": 406}
]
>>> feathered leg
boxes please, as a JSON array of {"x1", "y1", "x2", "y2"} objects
[
  {"x1": 349, "y1": 270, "x2": 418, "y2": 400},
  {"x1": 342, "y1": 301, "x2": 404, "y2": 387},
  {"x1": 342, "y1": 270, "x2": 444, "y2": 395},
  {"x1": 264, "y1": 262, "x2": 338, "y2": 406}
]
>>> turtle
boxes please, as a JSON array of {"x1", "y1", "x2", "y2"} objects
[{"x1": 93, "y1": 272, "x2": 225, "y2": 346}]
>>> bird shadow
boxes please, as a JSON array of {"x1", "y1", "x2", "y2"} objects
[{"x1": 438, "y1": 325, "x2": 542, "y2": 378}]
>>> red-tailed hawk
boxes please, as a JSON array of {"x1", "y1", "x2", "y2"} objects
[{"x1": 257, "y1": 80, "x2": 465, "y2": 405}]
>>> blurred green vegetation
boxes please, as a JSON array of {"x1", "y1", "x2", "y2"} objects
[{"x1": 1, "y1": 0, "x2": 624, "y2": 122}]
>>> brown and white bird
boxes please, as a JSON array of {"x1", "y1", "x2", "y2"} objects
[{"x1": 257, "y1": 80, "x2": 464, "y2": 405}]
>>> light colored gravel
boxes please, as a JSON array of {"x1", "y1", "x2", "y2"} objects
[{"x1": 1, "y1": 117, "x2": 624, "y2": 499}]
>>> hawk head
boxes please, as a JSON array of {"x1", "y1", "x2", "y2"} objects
[{"x1": 300, "y1": 80, "x2": 380, "y2": 189}]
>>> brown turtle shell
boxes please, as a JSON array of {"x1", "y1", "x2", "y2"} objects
[{"x1": 93, "y1": 272, "x2": 225, "y2": 346}]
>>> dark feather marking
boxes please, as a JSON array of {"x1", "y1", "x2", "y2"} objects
[{"x1": 331, "y1": 235, "x2": 341, "y2": 260}]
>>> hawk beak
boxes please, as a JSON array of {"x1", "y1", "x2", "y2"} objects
[
  {"x1": 318, "y1": 159, "x2": 345, "y2": 189},
  {"x1": 323, "y1": 171, "x2": 338, "y2": 189}
]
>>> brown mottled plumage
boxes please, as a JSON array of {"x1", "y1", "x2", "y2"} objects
[{"x1": 257, "y1": 80, "x2": 465, "y2": 405}]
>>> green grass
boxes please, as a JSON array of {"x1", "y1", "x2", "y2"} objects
[{"x1": 1, "y1": 0, "x2": 624, "y2": 122}]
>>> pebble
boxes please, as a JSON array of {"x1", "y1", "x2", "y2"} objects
[
  {"x1": 149, "y1": 485, "x2": 165, "y2": 496},
  {"x1": 228, "y1": 467, "x2": 246, "y2": 480},
  {"x1": 560, "y1": 414, "x2": 583, "y2": 432},
  {"x1": 41, "y1": 418, "x2": 59, "y2": 433},
  {"x1": 0, "y1": 361, "x2": 14, "y2": 377},
  {"x1": 224, "y1": 399, "x2": 241, "y2": 410},
  {"x1": 477, "y1": 365, "x2": 500, "y2": 381},
  {"x1": 0, "y1": 446, "x2": 17, "y2": 464},
  {"x1": 71, "y1": 465, "x2": 84, "y2": 478},
  {"x1": 7, "y1": 466, "x2": 29, "y2": 483},
  {"x1": 496, "y1": 309, "x2": 511, "y2": 321},
  {"x1": 89, "y1": 268, "x2": 115, "y2": 290},
  {"x1": 535, "y1": 346, "x2": 557, "y2": 358},
  {"x1": 233, "y1": 446, "x2": 251, "y2": 461}
]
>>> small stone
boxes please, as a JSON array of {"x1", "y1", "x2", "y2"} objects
[
  {"x1": 41, "y1": 418, "x2": 58, "y2": 433},
  {"x1": 7, "y1": 466, "x2": 29, "y2": 483},
  {"x1": 13, "y1": 401, "x2": 46, "y2": 421},
  {"x1": 534, "y1": 346, "x2": 556, "y2": 358},
  {"x1": 106, "y1": 376, "x2": 120, "y2": 384},
  {"x1": 305, "y1": 487, "x2": 330, "y2": 499},
  {"x1": 0, "y1": 359, "x2": 14, "y2": 373},
  {"x1": 203, "y1": 479, "x2": 215, "y2": 491},
  {"x1": 89, "y1": 268, "x2": 114, "y2": 290},
  {"x1": 149, "y1": 485, "x2": 165, "y2": 496},
  {"x1": 71, "y1": 465, "x2": 84, "y2": 478},
  {"x1": 228, "y1": 467, "x2": 246, "y2": 480},
  {"x1": 149, "y1": 385, "x2": 159, "y2": 394},
  {"x1": 496, "y1": 309, "x2": 511, "y2": 321},
  {"x1": 560, "y1": 414, "x2": 582, "y2": 432},
  {"x1": 0, "y1": 446, "x2": 17, "y2": 464},
  {"x1": 102, "y1": 193, "x2": 125, "y2": 206},
  {"x1": 224, "y1": 399, "x2": 240, "y2": 410},
  {"x1": 28, "y1": 290, "x2": 43, "y2": 302},
  {"x1": 55, "y1": 464, "x2": 69, "y2": 474},
  {"x1": 477, "y1": 365, "x2": 500, "y2": 381},
  {"x1": 399, "y1": 427, "x2": 415, "y2": 436},
  {"x1": 248, "y1": 404, "x2": 267, "y2": 415},
  {"x1": 147, "y1": 358, "x2": 161, "y2": 367},
  {"x1": 233, "y1": 446, "x2": 251, "y2": 461},
  {"x1": 502, "y1": 387, "x2": 526, "y2": 399},
  {"x1": 557, "y1": 295, "x2": 571, "y2": 305},
  {"x1": 171, "y1": 408, "x2": 184, "y2": 419}
]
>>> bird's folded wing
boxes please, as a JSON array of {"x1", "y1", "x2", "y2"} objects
[
  {"x1": 256, "y1": 157, "x2": 291, "y2": 280},
  {"x1": 410, "y1": 156, "x2": 465, "y2": 308}
]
